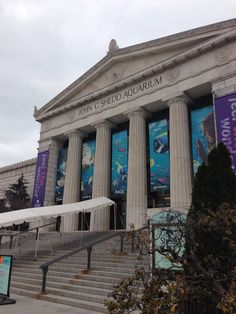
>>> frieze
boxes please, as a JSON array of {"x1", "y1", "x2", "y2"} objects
[{"x1": 75, "y1": 75, "x2": 163, "y2": 119}]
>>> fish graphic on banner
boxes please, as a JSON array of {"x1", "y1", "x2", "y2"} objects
[
  {"x1": 111, "y1": 130, "x2": 128, "y2": 196},
  {"x1": 148, "y1": 119, "x2": 170, "y2": 193}
]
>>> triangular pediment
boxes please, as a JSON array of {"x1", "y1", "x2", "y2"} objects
[{"x1": 35, "y1": 19, "x2": 236, "y2": 121}]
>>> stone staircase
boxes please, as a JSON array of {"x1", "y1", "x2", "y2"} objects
[{"x1": 5, "y1": 231, "x2": 148, "y2": 313}]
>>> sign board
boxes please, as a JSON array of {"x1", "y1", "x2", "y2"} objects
[{"x1": 0, "y1": 255, "x2": 13, "y2": 297}]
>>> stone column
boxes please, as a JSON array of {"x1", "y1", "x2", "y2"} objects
[
  {"x1": 126, "y1": 108, "x2": 148, "y2": 229},
  {"x1": 167, "y1": 97, "x2": 192, "y2": 210},
  {"x1": 62, "y1": 130, "x2": 84, "y2": 232},
  {"x1": 90, "y1": 120, "x2": 113, "y2": 231}
]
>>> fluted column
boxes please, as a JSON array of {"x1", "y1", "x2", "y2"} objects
[
  {"x1": 90, "y1": 120, "x2": 113, "y2": 231},
  {"x1": 62, "y1": 130, "x2": 84, "y2": 232},
  {"x1": 126, "y1": 108, "x2": 148, "y2": 229},
  {"x1": 168, "y1": 97, "x2": 192, "y2": 210}
]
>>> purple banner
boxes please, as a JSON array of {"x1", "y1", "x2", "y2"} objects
[
  {"x1": 32, "y1": 151, "x2": 49, "y2": 207},
  {"x1": 215, "y1": 93, "x2": 236, "y2": 172}
]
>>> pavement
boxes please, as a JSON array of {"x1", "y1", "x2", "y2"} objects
[{"x1": 0, "y1": 295, "x2": 100, "y2": 314}]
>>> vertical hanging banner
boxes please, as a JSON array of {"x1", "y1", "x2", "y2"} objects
[
  {"x1": 215, "y1": 93, "x2": 236, "y2": 173},
  {"x1": 80, "y1": 140, "x2": 96, "y2": 200},
  {"x1": 191, "y1": 105, "x2": 216, "y2": 174},
  {"x1": 55, "y1": 148, "x2": 68, "y2": 204},
  {"x1": 148, "y1": 119, "x2": 170, "y2": 193},
  {"x1": 111, "y1": 130, "x2": 128, "y2": 196},
  {"x1": 32, "y1": 150, "x2": 49, "y2": 207}
]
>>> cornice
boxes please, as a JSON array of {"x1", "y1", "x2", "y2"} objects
[
  {"x1": 112, "y1": 18, "x2": 236, "y2": 55},
  {"x1": 35, "y1": 20, "x2": 236, "y2": 122},
  {"x1": 0, "y1": 158, "x2": 37, "y2": 174}
]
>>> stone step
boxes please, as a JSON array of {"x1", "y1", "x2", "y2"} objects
[
  {"x1": 11, "y1": 287, "x2": 107, "y2": 313},
  {"x1": 12, "y1": 274, "x2": 115, "y2": 290},
  {"x1": 12, "y1": 279, "x2": 111, "y2": 297},
  {"x1": 12, "y1": 269, "x2": 123, "y2": 284},
  {"x1": 15, "y1": 252, "x2": 141, "y2": 261},
  {"x1": 13, "y1": 258, "x2": 141, "y2": 269},
  {"x1": 8, "y1": 230, "x2": 148, "y2": 313},
  {"x1": 11, "y1": 281, "x2": 106, "y2": 304},
  {"x1": 13, "y1": 267, "x2": 129, "y2": 279},
  {"x1": 14, "y1": 262, "x2": 136, "y2": 274}
]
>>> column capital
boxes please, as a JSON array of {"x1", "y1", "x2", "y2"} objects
[
  {"x1": 163, "y1": 92, "x2": 192, "y2": 107},
  {"x1": 211, "y1": 73, "x2": 236, "y2": 98},
  {"x1": 125, "y1": 107, "x2": 150, "y2": 119},
  {"x1": 64, "y1": 129, "x2": 86, "y2": 139},
  {"x1": 91, "y1": 119, "x2": 115, "y2": 129}
]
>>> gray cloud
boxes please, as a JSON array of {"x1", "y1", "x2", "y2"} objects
[{"x1": 0, "y1": 0, "x2": 235, "y2": 167}]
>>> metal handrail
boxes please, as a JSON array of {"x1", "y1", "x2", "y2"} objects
[
  {"x1": 0, "y1": 220, "x2": 59, "y2": 249},
  {"x1": 39, "y1": 231, "x2": 124, "y2": 294},
  {"x1": 120, "y1": 225, "x2": 149, "y2": 253},
  {"x1": 39, "y1": 225, "x2": 149, "y2": 294}
]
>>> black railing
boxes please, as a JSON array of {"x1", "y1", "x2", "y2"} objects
[
  {"x1": 119, "y1": 225, "x2": 149, "y2": 253},
  {"x1": 0, "y1": 220, "x2": 59, "y2": 250},
  {"x1": 39, "y1": 225, "x2": 149, "y2": 294},
  {"x1": 39, "y1": 231, "x2": 123, "y2": 294}
]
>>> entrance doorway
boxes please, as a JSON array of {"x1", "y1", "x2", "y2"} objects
[
  {"x1": 110, "y1": 198, "x2": 126, "y2": 230},
  {"x1": 78, "y1": 212, "x2": 90, "y2": 230}
]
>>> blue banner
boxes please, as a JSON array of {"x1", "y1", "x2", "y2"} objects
[
  {"x1": 148, "y1": 119, "x2": 170, "y2": 193},
  {"x1": 191, "y1": 105, "x2": 216, "y2": 174},
  {"x1": 80, "y1": 140, "x2": 96, "y2": 200},
  {"x1": 111, "y1": 130, "x2": 128, "y2": 196},
  {"x1": 55, "y1": 148, "x2": 68, "y2": 203},
  {"x1": 32, "y1": 151, "x2": 49, "y2": 207}
]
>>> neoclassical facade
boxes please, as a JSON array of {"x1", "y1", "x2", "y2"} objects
[{"x1": 29, "y1": 19, "x2": 236, "y2": 232}]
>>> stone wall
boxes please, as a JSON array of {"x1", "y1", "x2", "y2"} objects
[{"x1": 0, "y1": 158, "x2": 37, "y2": 200}]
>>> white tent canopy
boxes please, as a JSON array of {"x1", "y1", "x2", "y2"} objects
[{"x1": 0, "y1": 196, "x2": 115, "y2": 228}]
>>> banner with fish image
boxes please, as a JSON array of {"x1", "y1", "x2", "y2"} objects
[
  {"x1": 191, "y1": 105, "x2": 215, "y2": 174},
  {"x1": 111, "y1": 130, "x2": 128, "y2": 196},
  {"x1": 148, "y1": 119, "x2": 170, "y2": 193},
  {"x1": 80, "y1": 140, "x2": 96, "y2": 200},
  {"x1": 55, "y1": 148, "x2": 68, "y2": 204}
]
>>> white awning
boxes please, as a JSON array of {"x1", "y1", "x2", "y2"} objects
[{"x1": 0, "y1": 197, "x2": 115, "y2": 228}]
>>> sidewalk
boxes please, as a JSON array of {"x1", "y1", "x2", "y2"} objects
[{"x1": 0, "y1": 295, "x2": 100, "y2": 314}]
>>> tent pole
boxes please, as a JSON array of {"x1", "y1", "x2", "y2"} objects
[
  {"x1": 14, "y1": 224, "x2": 21, "y2": 256},
  {"x1": 93, "y1": 210, "x2": 96, "y2": 231},
  {"x1": 114, "y1": 204, "x2": 117, "y2": 230},
  {"x1": 34, "y1": 227, "x2": 40, "y2": 261},
  {"x1": 80, "y1": 212, "x2": 83, "y2": 246}
]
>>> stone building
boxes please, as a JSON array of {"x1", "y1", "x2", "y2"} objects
[
  {"x1": 0, "y1": 159, "x2": 36, "y2": 200},
  {"x1": 1, "y1": 19, "x2": 236, "y2": 232}
]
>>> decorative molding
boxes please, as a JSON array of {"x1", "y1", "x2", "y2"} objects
[
  {"x1": 0, "y1": 158, "x2": 37, "y2": 174},
  {"x1": 214, "y1": 44, "x2": 233, "y2": 63},
  {"x1": 108, "y1": 39, "x2": 119, "y2": 54},
  {"x1": 91, "y1": 119, "x2": 115, "y2": 129},
  {"x1": 35, "y1": 22, "x2": 236, "y2": 122},
  {"x1": 165, "y1": 67, "x2": 180, "y2": 83},
  {"x1": 125, "y1": 107, "x2": 151, "y2": 119}
]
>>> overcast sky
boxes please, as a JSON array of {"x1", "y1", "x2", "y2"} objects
[{"x1": 0, "y1": 0, "x2": 235, "y2": 167}]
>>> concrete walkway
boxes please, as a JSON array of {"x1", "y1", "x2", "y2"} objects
[{"x1": 0, "y1": 295, "x2": 100, "y2": 314}]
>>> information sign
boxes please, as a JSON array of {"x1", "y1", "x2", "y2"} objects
[{"x1": 0, "y1": 255, "x2": 13, "y2": 297}]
